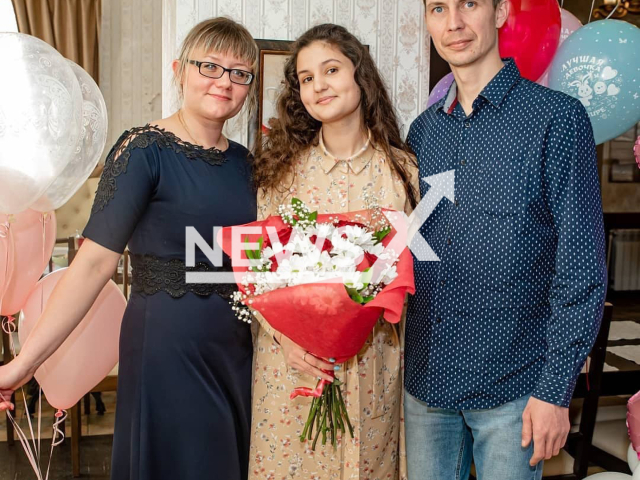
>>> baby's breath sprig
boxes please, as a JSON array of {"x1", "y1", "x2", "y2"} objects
[{"x1": 230, "y1": 291, "x2": 253, "y2": 323}]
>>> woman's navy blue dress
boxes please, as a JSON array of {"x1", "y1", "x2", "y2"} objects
[{"x1": 83, "y1": 125, "x2": 255, "y2": 480}]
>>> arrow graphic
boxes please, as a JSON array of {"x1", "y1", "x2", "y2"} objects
[{"x1": 384, "y1": 169, "x2": 455, "y2": 262}]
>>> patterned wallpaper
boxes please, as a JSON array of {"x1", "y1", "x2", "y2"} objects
[{"x1": 162, "y1": 0, "x2": 431, "y2": 147}]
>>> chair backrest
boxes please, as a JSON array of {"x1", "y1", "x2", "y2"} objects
[
  {"x1": 1, "y1": 322, "x2": 12, "y2": 366},
  {"x1": 66, "y1": 236, "x2": 130, "y2": 297}
]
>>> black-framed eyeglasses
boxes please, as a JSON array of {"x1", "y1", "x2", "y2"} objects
[{"x1": 187, "y1": 59, "x2": 254, "y2": 85}]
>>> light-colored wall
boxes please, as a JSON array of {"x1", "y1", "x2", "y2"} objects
[
  {"x1": 56, "y1": 0, "x2": 164, "y2": 238},
  {"x1": 162, "y1": 0, "x2": 431, "y2": 146},
  {"x1": 101, "y1": 0, "x2": 163, "y2": 155}
]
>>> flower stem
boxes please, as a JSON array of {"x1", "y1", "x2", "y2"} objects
[
  {"x1": 337, "y1": 386, "x2": 354, "y2": 438},
  {"x1": 301, "y1": 396, "x2": 318, "y2": 442}
]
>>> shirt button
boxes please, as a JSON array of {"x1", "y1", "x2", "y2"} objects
[
  {"x1": 436, "y1": 317, "x2": 442, "y2": 323},
  {"x1": 460, "y1": 159, "x2": 466, "y2": 166},
  {"x1": 447, "y1": 238, "x2": 452, "y2": 245},
  {"x1": 455, "y1": 199, "x2": 460, "y2": 207},
  {"x1": 440, "y1": 280, "x2": 446, "y2": 286},
  {"x1": 464, "y1": 121, "x2": 471, "y2": 128},
  {"x1": 340, "y1": 202, "x2": 346, "y2": 207}
]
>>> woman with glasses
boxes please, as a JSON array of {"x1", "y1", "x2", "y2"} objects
[{"x1": 0, "y1": 17, "x2": 257, "y2": 480}]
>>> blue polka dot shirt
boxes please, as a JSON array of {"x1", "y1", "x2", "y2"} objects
[{"x1": 405, "y1": 59, "x2": 607, "y2": 410}]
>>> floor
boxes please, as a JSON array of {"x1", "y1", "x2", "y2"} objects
[
  {"x1": 606, "y1": 291, "x2": 640, "y2": 371},
  {"x1": 0, "y1": 392, "x2": 115, "y2": 479},
  {"x1": 0, "y1": 293, "x2": 638, "y2": 479}
]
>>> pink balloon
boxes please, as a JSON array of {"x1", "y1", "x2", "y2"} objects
[
  {"x1": 634, "y1": 136, "x2": 639, "y2": 170},
  {"x1": 0, "y1": 220, "x2": 13, "y2": 300},
  {"x1": 536, "y1": 9, "x2": 582, "y2": 87},
  {"x1": 19, "y1": 268, "x2": 125, "y2": 410},
  {"x1": 0, "y1": 210, "x2": 56, "y2": 315},
  {"x1": 559, "y1": 9, "x2": 582, "y2": 44},
  {"x1": 427, "y1": 73, "x2": 455, "y2": 108},
  {"x1": 629, "y1": 390, "x2": 640, "y2": 462},
  {"x1": 537, "y1": 72, "x2": 550, "y2": 87}
]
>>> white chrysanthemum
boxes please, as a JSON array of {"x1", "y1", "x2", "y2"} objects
[
  {"x1": 331, "y1": 254, "x2": 358, "y2": 273},
  {"x1": 365, "y1": 243, "x2": 385, "y2": 256},
  {"x1": 311, "y1": 222, "x2": 335, "y2": 239},
  {"x1": 330, "y1": 233, "x2": 364, "y2": 260},
  {"x1": 262, "y1": 241, "x2": 284, "y2": 259},
  {"x1": 342, "y1": 271, "x2": 366, "y2": 291},
  {"x1": 379, "y1": 264, "x2": 398, "y2": 284},
  {"x1": 343, "y1": 225, "x2": 375, "y2": 248},
  {"x1": 284, "y1": 233, "x2": 315, "y2": 255}
]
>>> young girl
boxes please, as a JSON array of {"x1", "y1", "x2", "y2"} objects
[
  {"x1": 0, "y1": 18, "x2": 257, "y2": 480},
  {"x1": 250, "y1": 24, "x2": 419, "y2": 480}
]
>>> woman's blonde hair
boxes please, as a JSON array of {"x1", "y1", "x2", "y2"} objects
[{"x1": 174, "y1": 17, "x2": 259, "y2": 114}]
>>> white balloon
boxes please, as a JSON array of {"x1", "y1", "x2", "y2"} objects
[
  {"x1": 584, "y1": 472, "x2": 631, "y2": 479},
  {"x1": 630, "y1": 444, "x2": 640, "y2": 474},
  {"x1": 31, "y1": 60, "x2": 108, "y2": 212},
  {"x1": 0, "y1": 33, "x2": 82, "y2": 214}
]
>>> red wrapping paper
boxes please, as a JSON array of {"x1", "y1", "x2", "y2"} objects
[{"x1": 220, "y1": 209, "x2": 414, "y2": 362}]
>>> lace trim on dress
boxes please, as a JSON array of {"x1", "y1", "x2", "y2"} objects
[
  {"x1": 130, "y1": 253, "x2": 237, "y2": 299},
  {"x1": 91, "y1": 124, "x2": 227, "y2": 213}
]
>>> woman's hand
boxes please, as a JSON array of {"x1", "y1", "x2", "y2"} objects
[
  {"x1": 277, "y1": 333, "x2": 335, "y2": 382},
  {"x1": 0, "y1": 359, "x2": 35, "y2": 411}
]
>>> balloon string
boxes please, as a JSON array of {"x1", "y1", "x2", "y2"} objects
[
  {"x1": 560, "y1": 0, "x2": 564, "y2": 9},
  {"x1": 41, "y1": 213, "x2": 47, "y2": 316},
  {"x1": 605, "y1": 0, "x2": 621, "y2": 19},
  {"x1": 2, "y1": 316, "x2": 16, "y2": 335},
  {"x1": 1, "y1": 392, "x2": 44, "y2": 480},
  {"x1": 17, "y1": 372, "x2": 39, "y2": 462},
  {"x1": 588, "y1": 0, "x2": 596, "y2": 23},
  {"x1": 45, "y1": 410, "x2": 67, "y2": 480},
  {"x1": 0, "y1": 220, "x2": 10, "y2": 320},
  {"x1": 38, "y1": 387, "x2": 42, "y2": 464}
]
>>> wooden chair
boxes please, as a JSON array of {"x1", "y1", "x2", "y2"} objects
[
  {"x1": 468, "y1": 303, "x2": 617, "y2": 480},
  {"x1": 70, "y1": 367, "x2": 118, "y2": 477},
  {"x1": 1, "y1": 320, "x2": 15, "y2": 446},
  {"x1": 66, "y1": 238, "x2": 129, "y2": 477},
  {"x1": 544, "y1": 302, "x2": 627, "y2": 479}
]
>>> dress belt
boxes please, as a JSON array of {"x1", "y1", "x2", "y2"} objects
[{"x1": 130, "y1": 253, "x2": 237, "y2": 299}]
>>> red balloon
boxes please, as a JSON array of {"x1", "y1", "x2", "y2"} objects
[{"x1": 499, "y1": 0, "x2": 561, "y2": 82}]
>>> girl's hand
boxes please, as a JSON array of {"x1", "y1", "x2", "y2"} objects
[{"x1": 277, "y1": 333, "x2": 335, "y2": 382}]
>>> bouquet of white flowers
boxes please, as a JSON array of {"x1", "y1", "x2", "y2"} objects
[{"x1": 222, "y1": 199, "x2": 414, "y2": 449}]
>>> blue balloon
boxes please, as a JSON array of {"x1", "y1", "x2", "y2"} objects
[{"x1": 548, "y1": 20, "x2": 640, "y2": 145}]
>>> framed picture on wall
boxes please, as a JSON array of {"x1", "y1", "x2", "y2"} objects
[{"x1": 247, "y1": 39, "x2": 292, "y2": 150}]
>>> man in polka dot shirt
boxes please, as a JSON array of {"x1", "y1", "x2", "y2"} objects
[{"x1": 404, "y1": 0, "x2": 607, "y2": 479}]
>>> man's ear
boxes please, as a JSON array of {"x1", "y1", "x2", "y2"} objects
[{"x1": 495, "y1": 0, "x2": 510, "y2": 29}]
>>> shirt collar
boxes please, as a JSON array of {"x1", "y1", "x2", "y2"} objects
[
  {"x1": 438, "y1": 58, "x2": 521, "y2": 114},
  {"x1": 318, "y1": 129, "x2": 375, "y2": 175}
]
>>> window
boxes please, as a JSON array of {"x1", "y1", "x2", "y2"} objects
[{"x1": 0, "y1": 0, "x2": 19, "y2": 33}]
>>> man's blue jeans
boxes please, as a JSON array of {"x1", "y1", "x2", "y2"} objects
[{"x1": 404, "y1": 390, "x2": 543, "y2": 480}]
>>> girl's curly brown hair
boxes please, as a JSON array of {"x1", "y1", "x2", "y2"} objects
[{"x1": 252, "y1": 23, "x2": 418, "y2": 209}]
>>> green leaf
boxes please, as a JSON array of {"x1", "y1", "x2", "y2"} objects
[
  {"x1": 243, "y1": 237, "x2": 256, "y2": 260},
  {"x1": 360, "y1": 268, "x2": 373, "y2": 287},
  {"x1": 345, "y1": 286, "x2": 364, "y2": 304},
  {"x1": 373, "y1": 226, "x2": 391, "y2": 244}
]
